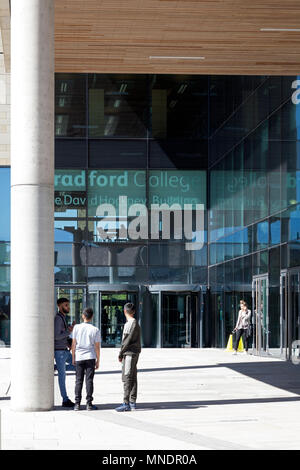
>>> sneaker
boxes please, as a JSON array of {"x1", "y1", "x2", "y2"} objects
[
  {"x1": 232, "y1": 351, "x2": 237, "y2": 355},
  {"x1": 115, "y1": 403, "x2": 130, "y2": 412},
  {"x1": 62, "y1": 399, "x2": 75, "y2": 408},
  {"x1": 129, "y1": 402, "x2": 136, "y2": 411},
  {"x1": 86, "y1": 403, "x2": 98, "y2": 411},
  {"x1": 74, "y1": 403, "x2": 80, "y2": 411}
]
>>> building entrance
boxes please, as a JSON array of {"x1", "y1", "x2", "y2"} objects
[
  {"x1": 147, "y1": 285, "x2": 202, "y2": 348},
  {"x1": 55, "y1": 284, "x2": 203, "y2": 348},
  {"x1": 161, "y1": 292, "x2": 198, "y2": 348},
  {"x1": 280, "y1": 268, "x2": 300, "y2": 361},
  {"x1": 88, "y1": 288, "x2": 137, "y2": 347},
  {"x1": 252, "y1": 275, "x2": 269, "y2": 355}
]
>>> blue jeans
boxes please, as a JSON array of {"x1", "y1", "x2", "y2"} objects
[{"x1": 54, "y1": 350, "x2": 75, "y2": 402}]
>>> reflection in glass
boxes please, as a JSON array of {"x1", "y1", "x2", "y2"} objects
[
  {"x1": 88, "y1": 74, "x2": 148, "y2": 138},
  {"x1": 55, "y1": 287, "x2": 85, "y2": 325},
  {"x1": 151, "y1": 75, "x2": 208, "y2": 139},
  {"x1": 162, "y1": 293, "x2": 197, "y2": 348},
  {"x1": 100, "y1": 292, "x2": 137, "y2": 347},
  {"x1": 55, "y1": 74, "x2": 86, "y2": 137},
  {"x1": 0, "y1": 243, "x2": 10, "y2": 265},
  {"x1": 55, "y1": 220, "x2": 86, "y2": 242}
]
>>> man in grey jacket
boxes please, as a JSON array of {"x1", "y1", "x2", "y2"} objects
[
  {"x1": 54, "y1": 297, "x2": 75, "y2": 407},
  {"x1": 115, "y1": 303, "x2": 141, "y2": 412}
]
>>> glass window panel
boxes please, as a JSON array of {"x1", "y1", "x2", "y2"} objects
[
  {"x1": 281, "y1": 208, "x2": 289, "y2": 244},
  {"x1": 55, "y1": 169, "x2": 87, "y2": 218},
  {"x1": 269, "y1": 169, "x2": 282, "y2": 214},
  {"x1": 283, "y1": 170, "x2": 300, "y2": 207},
  {"x1": 149, "y1": 139, "x2": 207, "y2": 169},
  {"x1": 0, "y1": 243, "x2": 10, "y2": 265},
  {"x1": 55, "y1": 139, "x2": 87, "y2": 168},
  {"x1": 270, "y1": 218, "x2": 281, "y2": 245},
  {"x1": 281, "y1": 99, "x2": 300, "y2": 141},
  {"x1": 87, "y1": 266, "x2": 147, "y2": 284},
  {"x1": 289, "y1": 205, "x2": 300, "y2": 241},
  {"x1": 55, "y1": 220, "x2": 86, "y2": 242},
  {"x1": 148, "y1": 243, "x2": 206, "y2": 267},
  {"x1": 148, "y1": 170, "x2": 206, "y2": 248},
  {"x1": 88, "y1": 74, "x2": 148, "y2": 138},
  {"x1": 151, "y1": 75, "x2": 208, "y2": 139},
  {"x1": 86, "y1": 244, "x2": 147, "y2": 266},
  {"x1": 0, "y1": 266, "x2": 10, "y2": 290},
  {"x1": 257, "y1": 221, "x2": 269, "y2": 248},
  {"x1": 54, "y1": 266, "x2": 86, "y2": 284},
  {"x1": 55, "y1": 287, "x2": 85, "y2": 325},
  {"x1": 191, "y1": 266, "x2": 207, "y2": 284},
  {"x1": 89, "y1": 139, "x2": 147, "y2": 168},
  {"x1": 209, "y1": 243, "x2": 217, "y2": 265},
  {"x1": 55, "y1": 74, "x2": 86, "y2": 137},
  {"x1": 288, "y1": 243, "x2": 300, "y2": 268},
  {"x1": 54, "y1": 243, "x2": 85, "y2": 266},
  {"x1": 87, "y1": 169, "x2": 146, "y2": 214},
  {"x1": 148, "y1": 267, "x2": 190, "y2": 284}
]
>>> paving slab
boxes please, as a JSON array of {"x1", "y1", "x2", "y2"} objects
[{"x1": 1, "y1": 348, "x2": 300, "y2": 450}]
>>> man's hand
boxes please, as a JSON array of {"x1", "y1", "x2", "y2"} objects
[
  {"x1": 68, "y1": 320, "x2": 76, "y2": 333},
  {"x1": 95, "y1": 360, "x2": 99, "y2": 370},
  {"x1": 118, "y1": 356, "x2": 122, "y2": 363}
]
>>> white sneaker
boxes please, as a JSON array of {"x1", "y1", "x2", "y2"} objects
[{"x1": 232, "y1": 351, "x2": 237, "y2": 355}]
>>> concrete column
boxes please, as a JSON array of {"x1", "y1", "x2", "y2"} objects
[{"x1": 11, "y1": 0, "x2": 54, "y2": 411}]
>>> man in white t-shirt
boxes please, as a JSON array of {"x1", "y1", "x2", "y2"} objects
[{"x1": 71, "y1": 307, "x2": 100, "y2": 411}]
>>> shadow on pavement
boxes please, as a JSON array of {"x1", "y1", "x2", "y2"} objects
[
  {"x1": 52, "y1": 395, "x2": 300, "y2": 412},
  {"x1": 220, "y1": 360, "x2": 300, "y2": 396},
  {"x1": 92, "y1": 360, "x2": 300, "y2": 395}
]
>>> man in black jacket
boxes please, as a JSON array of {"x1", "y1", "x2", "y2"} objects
[
  {"x1": 54, "y1": 297, "x2": 75, "y2": 408},
  {"x1": 115, "y1": 303, "x2": 141, "y2": 412}
]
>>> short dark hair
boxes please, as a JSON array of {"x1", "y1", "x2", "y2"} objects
[
  {"x1": 57, "y1": 297, "x2": 69, "y2": 306},
  {"x1": 83, "y1": 307, "x2": 94, "y2": 320},
  {"x1": 124, "y1": 303, "x2": 135, "y2": 315}
]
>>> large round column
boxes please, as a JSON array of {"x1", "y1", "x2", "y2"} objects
[{"x1": 11, "y1": 0, "x2": 54, "y2": 411}]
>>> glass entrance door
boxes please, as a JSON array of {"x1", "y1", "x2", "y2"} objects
[
  {"x1": 88, "y1": 290, "x2": 137, "y2": 347},
  {"x1": 280, "y1": 271, "x2": 288, "y2": 358},
  {"x1": 280, "y1": 269, "x2": 300, "y2": 360},
  {"x1": 289, "y1": 270, "x2": 300, "y2": 361},
  {"x1": 252, "y1": 276, "x2": 269, "y2": 355},
  {"x1": 161, "y1": 292, "x2": 198, "y2": 348}
]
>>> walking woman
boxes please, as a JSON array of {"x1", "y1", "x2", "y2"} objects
[{"x1": 232, "y1": 300, "x2": 251, "y2": 354}]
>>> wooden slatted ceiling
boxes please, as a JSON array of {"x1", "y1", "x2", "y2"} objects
[{"x1": 55, "y1": 0, "x2": 300, "y2": 75}]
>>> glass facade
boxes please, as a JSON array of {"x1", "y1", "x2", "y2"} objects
[
  {"x1": 209, "y1": 75, "x2": 300, "y2": 357},
  {"x1": 1, "y1": 73, "x2": 300, "y2": 357}
]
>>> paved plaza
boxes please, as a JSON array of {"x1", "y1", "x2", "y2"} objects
[{"x1": 1, "y1": 348, "x2": 300, "y2": 450}]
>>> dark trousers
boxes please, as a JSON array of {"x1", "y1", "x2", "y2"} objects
[
  {"x1": 122, "y1": 353, "x2": 139, "y2": 404},
  {"x1": 75, "y1": 359, "x2": 96, "y2": 405},
  {"x1": 235, "y1": 328, "x2": 248, "y2": 351}
]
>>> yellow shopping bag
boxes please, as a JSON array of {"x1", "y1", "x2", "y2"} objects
[{"x1": 226, "y1": 334, "x2": 244, "y2": 352}]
